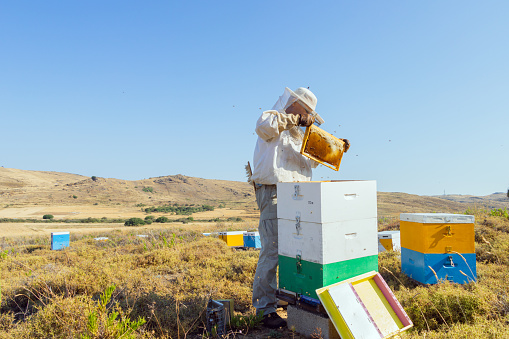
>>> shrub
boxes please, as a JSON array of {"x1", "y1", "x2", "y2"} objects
[
  {"x1": 230, "y1": 313, "x2": 263, "y2": 332},
  {"x1": 155, "y1": 216, "x2": 169, "y2": 223},
  {"x1": 144, "y1": 216, "x2": 154, "y2": 221},
  {"x1": 73, "y1": 195, "x2": 78, "y2": 199},
  {"x1": 144, "y1": 203, "x2": 214, "y2": 215},
  {"x1": 142, "y1": 187, "x2": 153, "y2": 193},
  {"x1": 82, "y1": 217, "x2": 100, "y2": 223},
  {"x1": 81, "y1": 285, "x2": 146, "y2": 338},
  {"x1": 124, "y1": 218, "x2": 145, "y2": 227},
  {"x1": 91, "y1": 176, "x2": 98, "y2": 181},
  {"x1": 490, "y1": 208, "x2": 509, "y2": 219},
  {"x1": 42, "y1": 214, "x2": 54, "y2": 220},
  {"x1": 400, "y1": 283, "x2": 491, "y2": 331}
]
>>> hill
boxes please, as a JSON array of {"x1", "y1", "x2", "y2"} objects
[
  {"x1": 0, "y1": 167, "x2": 254, "y2": 207},
  {"x1": 1, "y1": 167, "x2": 507, "y2": 221},
  {"x1": 431, "y1": 192, "x2": 509, "y2": 209}
]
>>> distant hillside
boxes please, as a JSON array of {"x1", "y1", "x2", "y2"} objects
[
  {"x1": 377, "y1": 192, "x2": 473, "y2": 216},
  {"x1": 1, "y1": 167, "x2": 506, "y2": 217},
  {"x1": 0, "y1": 167, "x2": 254, "y2": 207},
  {"x1": 430, "y1": 192, "x2": 509, "y2": 210}
]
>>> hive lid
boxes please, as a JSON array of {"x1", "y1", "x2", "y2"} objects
[
  {"x1": 378, "y1": 231, "x2": 400, "y2": 238},
  {"x1": 400, "y1": 213, "x2": 474, "y2": 224},
  {"x1": 222, "y1": 231, "x2": 245, "y2": 235},
  {"x1": 300, "y1": 124, "x2": 345, "y2": 171},
  {"x1": 244, "y1": 232, "x2": 259, "y2": 236},
  {"x1": 51, "y1": 232, "x2": 70, "y2": 235}
]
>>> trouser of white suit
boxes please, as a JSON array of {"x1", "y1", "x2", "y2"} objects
[{"x1": 252, "y1": 184, "x2": 278, "y2": 316}]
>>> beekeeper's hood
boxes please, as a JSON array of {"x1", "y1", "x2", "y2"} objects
[{"x1": 272, "y1": 87, "x2": 325, "y2": 125}]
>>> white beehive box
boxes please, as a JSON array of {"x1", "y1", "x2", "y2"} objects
[
  {"x1": 277, "y1": 181, "x2": 377, "y2": 224},
  {"x1": 279, "y1": 218, "x2": 378, "y2": 264},
  {"x1": 378, "y1": 231, "x2": 401, "y2": 252}
]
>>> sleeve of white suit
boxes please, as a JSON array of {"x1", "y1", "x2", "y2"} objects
[{"x1": 255, "y1": 110, "x2": 300, "y2": 142}]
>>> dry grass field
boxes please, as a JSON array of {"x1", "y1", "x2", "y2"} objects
[{"x1": 0, "y1": 167, "x2": 508, "y2": 338}]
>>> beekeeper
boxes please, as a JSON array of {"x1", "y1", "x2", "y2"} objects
[{"x1": 250, "y1": 87, "x2": 322, "y2": 329}]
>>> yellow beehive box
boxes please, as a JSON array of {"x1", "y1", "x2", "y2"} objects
[
  {"x1": 219, "y1": 231, "x2": 245, "y2": 247},
  {"x1": 400, "y1": 213, "x2": 475, "y2": 254}
]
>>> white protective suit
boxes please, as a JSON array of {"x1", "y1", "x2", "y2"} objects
[
  {"x1": 251, "y1": 89, "x2": 319, "y2": 316},
  {"x1": 251, "y1": 88, "x2": 319, "y2": 186}
]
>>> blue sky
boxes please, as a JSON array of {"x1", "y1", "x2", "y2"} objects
[{"x1": 1, "y1": 1, "x2": 507, "y2": 196}]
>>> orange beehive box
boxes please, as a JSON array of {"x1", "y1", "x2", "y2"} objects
[{"x1": 400, "y1": 213, "x2": 475, "y2": 254}]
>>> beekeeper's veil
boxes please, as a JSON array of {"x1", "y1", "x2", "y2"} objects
[{"x1": 272, "y1": 87, "x2": 325, "y2": 126}]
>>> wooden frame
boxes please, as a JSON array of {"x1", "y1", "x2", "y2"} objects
[{"x1": 300, "y1": 125, "x2": 345, "y2": 171}]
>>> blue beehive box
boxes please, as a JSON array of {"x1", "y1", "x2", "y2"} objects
[
  {"x1": 51, "y1": 232, "x2": 70, "y2": 250},
  {"x1": 243, "y1": 232, "x2": 261, "y2": 249},
  {"x1": 401, "y1": 247, "x2": 476, "y2": 284}
]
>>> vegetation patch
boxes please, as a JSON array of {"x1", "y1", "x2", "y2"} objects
[
  {"x1": 0, "y1": 229, "x2": 259, "y2": 338},
  {"x1": 124, "y1": 218, "x2": 147, "y2": 227},
  {"x1": 0, "y1": 208, "x2": 507, "y2": 338},
  {"x1": 144, "y1": 204, "x2": 214, "y2": 215}
]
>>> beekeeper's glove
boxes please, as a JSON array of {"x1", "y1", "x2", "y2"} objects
[
  {"x1": 341, "y1": 139, "x2": 350, "y2": 152},
  {"x1": 298, "y1": 114, "x2": 315, "y2": 127}
]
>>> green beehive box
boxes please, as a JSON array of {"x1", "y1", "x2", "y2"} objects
[{"x1": 279, "y1": 254, "x2": 378, "y2": 300}]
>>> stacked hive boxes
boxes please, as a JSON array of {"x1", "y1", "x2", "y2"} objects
[
  {"x1": 277, "y1": 180, "x2": 379, "y2": 299},
  {"x1": 400, "y1": 213, "x2": 476, "y2": 284}
]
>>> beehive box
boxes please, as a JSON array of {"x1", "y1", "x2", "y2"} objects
[
  {"x1": 51, "y1": 232, "x2": 70, "y2": 250},
  {"x1": 400, "y1": 213, "x2": 475, "y2": 254},
  {"x1": 378, "y1": 231, "x2": 401, "y2": 252},
  {"x1": 278, "y1": 218, "x2": 378, "y2": 264},
  {"x1": 277, "y1": 180, "x2": 377, "y2": 224},
  {"x1": 219, "y1": 231, "x2": 245, "y2": 247},
  {"x1": 317, "y1": 271, "x2": 413, "y2": 339},
  {"x1": 401, "y1": 248, "x2": 476, "y2": 284},
  {"x1": 279, "y1": 254, "x2": 378, "y2": 299},
  {"x1": 277, "y1": 180, "x2": 378, "y2": 299},
  {"x1": 243, "y1": 232, "x2": 261, "y2": 249}
]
